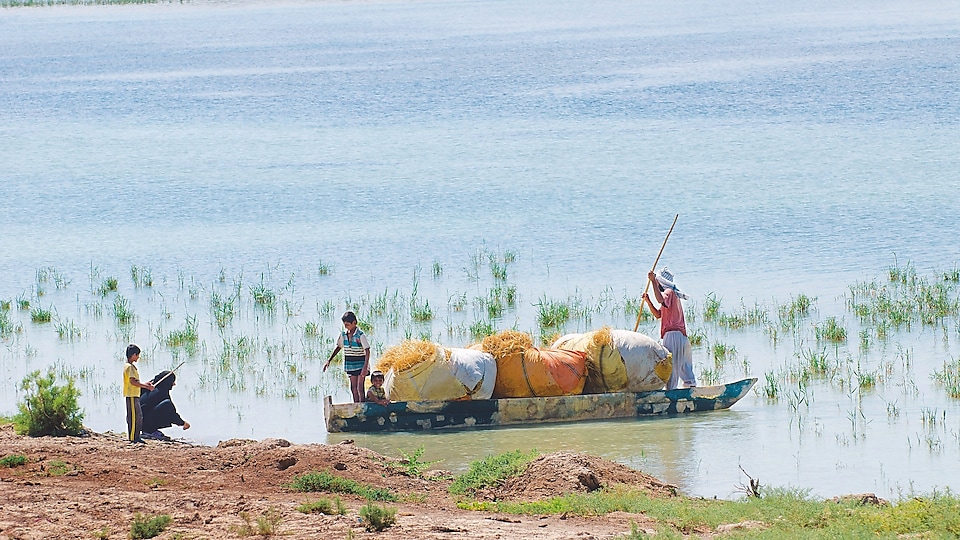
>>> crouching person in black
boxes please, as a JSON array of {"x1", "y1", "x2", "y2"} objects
[{"x1": 140, "y1": 370, "x2": 190, "y2": 441}]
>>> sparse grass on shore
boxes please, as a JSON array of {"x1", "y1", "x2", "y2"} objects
[{"x1": 466, "y1": 485, "x2": 960, "y2": 539}]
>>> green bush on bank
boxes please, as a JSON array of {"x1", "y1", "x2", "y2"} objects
[{"x1": 13, "y1": 369, "x2": 84, "y2": 437}]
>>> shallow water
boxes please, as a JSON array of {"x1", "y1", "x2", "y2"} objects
[{"x1": 1, "y1": 0, "x2": 960, "y2": 499}]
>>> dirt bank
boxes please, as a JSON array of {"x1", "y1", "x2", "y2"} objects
[{"x1": 0, "y1": 425, "x2": 680, "y2": 539}]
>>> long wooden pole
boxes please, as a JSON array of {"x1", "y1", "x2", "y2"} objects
[
  {"x1": 153, "y1": 361, "x2": 186, "y2": 387},
  {"x1": 633, "y1": 214, "x2": 679, "y2": 332}
]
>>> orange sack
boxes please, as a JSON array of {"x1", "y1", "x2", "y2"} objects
[{"x1": 491, "y1": 348, "x2": 587, "y2": 398}]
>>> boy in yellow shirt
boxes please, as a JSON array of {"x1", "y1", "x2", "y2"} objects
[{"x1": 123, "y1": 344, "x2": 154, "y2": 444}]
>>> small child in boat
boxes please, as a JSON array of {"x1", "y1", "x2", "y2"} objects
[{"x1": 365, "y1": 371, "x2": 390, "y2": 406}]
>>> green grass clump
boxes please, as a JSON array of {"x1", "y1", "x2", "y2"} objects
[
  {"x1": 469, "y1": 319, "x2": 495, "y2": 340},
  {"x1": 703, "y1": 293, "x2": 722, "y2": 321},
  {"x1": 113, "y1": 294, "x2": 135, "y2": 324},
  {"x1": 933, "y1": 358, "x2": 960, "y2": 398},
  {"x1": 359, "y1": 502, "x2": 397, "y2": 531},
  {"x1": 0, "y1": 309, "x2": 19, "y2": 337},
  {"x1": 536, "y1": 296, "x2": 570, "y2": 329},
  {"x1": 762, "y1": 371, "x2": 780, "y2": 401},
  {"x1": 815, "y1": 317, "x2": 847, "y2": 343},
  {"x1": 96, "y1": 276, "x2": 119, "y2": 296},
  {"x1": 130, "y1": 265, "x2": 153, "y2": 288},
  {"x1": 129, "y1": 513, "x2": 171, "y2": 539},
  {"x1": 0, "y1": 454, "x2": 27, "y2": 468},
  {"x1": 449, "y1": 449, "x2": 540, "y2": 496},
  {"x1": 251, "y1": 281, "x2": 277, "y2": 309},
  {"x1": 210, "y1": 291, "x2": 237, "y2": 329},
  {"x1": 45, "y1": 459, "x2": 71, "y2": 476},
  {"x1": 410, "y1": 298, "x2": 434, "y2": 322},
  {"x1": 30, "y1": 306, "x2": 52, "y2": 323},
  {"x1": 13, "y1": 369, "x2": 84, "y2": 437},
  {"x1": 165, "y1": 315, "x2": 199, "y2": 349},
  {"x1": 297, "y1": 497, "x2": 346, "y2": 515},
  {"x1": 287, "y1": 471, "x2": 398, "y2": 501}
]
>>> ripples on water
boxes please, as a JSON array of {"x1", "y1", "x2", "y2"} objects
[{"x1": 1, "y1": 0, "x2": 959, "y2": 499}]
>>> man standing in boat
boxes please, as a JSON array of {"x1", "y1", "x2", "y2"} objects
[{"x1": 642, "y1": 268, "x2": 697, "y2": 390}]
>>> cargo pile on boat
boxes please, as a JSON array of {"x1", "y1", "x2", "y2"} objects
[{"x1": 375, "y1": 327, "x2": 673, "y2": 402}]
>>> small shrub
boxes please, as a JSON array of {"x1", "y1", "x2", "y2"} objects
[
  {"x1": 359, "y1": 502, "x2": 397, "y2": 532},
  {"x1": 129, "y1": 513, "x2": 171, "y2": 540},
  {"x1": 13, "y1": 369, "x2": 84, "y2": 437},
  {"x1": 297, "y1": 497, "x2": 346, "y2": 515},
  {"x1": 0, "y1": 454, "x2": 27, "y2": 468},
  {"x1": 231, "y1": 508, "x2": 282, "y2": 537},
  {"x1": 390, "y1": 445, "x2": 441, "y2": 478}
]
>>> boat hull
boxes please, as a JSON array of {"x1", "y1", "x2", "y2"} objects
[{"x1": 324, "y1": 377, "x2": 756, "y2": 433}]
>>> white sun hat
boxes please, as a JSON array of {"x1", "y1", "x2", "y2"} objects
[{"x1": 656, "y1": 268, "x2": 688, "y2": 300}]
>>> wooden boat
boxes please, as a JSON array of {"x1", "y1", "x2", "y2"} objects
[{"x1": 324, "y1": 377, "x2": 756, "y2": 433}]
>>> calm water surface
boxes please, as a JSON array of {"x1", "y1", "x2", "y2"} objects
[{"x1": 1, "y1": 0, "x2": 959, "y2": 499}]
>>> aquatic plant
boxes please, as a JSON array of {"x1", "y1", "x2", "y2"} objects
[
  {"x1": 113, "y1": 294, "x2": 135, "y2": 324},
  {"x1": 0, "y1": 310, "x2": 18, "y2": 337},
  {"x1": 30, "y1": 306, "x2": 52, "y2": 323},
  {"x1": 535, "y1": 295, "x2": 570, "y2": 329},
  {"x1": 165, "y1": 315, "x2": 199, "y2": 349},
  {"x1": 36, "y1": 266, "x2": 69, "y2": 290},
  {"x1": 711, "y1": 342, "x2": 737, "y2": 365},
  {"x1": 468, "y1": 320, "x2": 494, "y2": 340},
  {"x1": 54, "y1": 318, "x2": 82, "y2": 340},
  {"x1": 210, "y1": 290, "x2": 237, "y2": 329},
  {"x1": 702, "y1": 293, "x2": 721, "y2": 321},
  {"x1": 96, "y1": 277, "x2": 119, "y2": 297},
  {"x1": 815, "y1": 317, "x2": 847, "y2": 343},
  {"x1": 687, "y1": 328, "x2": 706, "y2": 347},
  {"x1": 932, "y1": 358, "x2": 960, "y2": 398},
  {"x1": 250, "y1": 279, "x2": 277, "y2": 309},
  {"x1": 130, "y1": 265, "x2": 153, "y2": 288},
  {"x1": 762, "y1": 371, "x2": 780, "y2": 400}
]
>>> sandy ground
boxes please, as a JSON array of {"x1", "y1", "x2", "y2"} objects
[{"x1": 0, "y1": 424, "x2": 691, "y2": 539}]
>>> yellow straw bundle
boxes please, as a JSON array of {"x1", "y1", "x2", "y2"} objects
[
  {"x1": 479, "y1": 330, "x2": 534, "y2": 360},
  {"x1": 591, "y1": 326, "x2": 614, "y2": 347},
  {"x1": 376, "y1": 339, "x2": 442, "y2": 373}
]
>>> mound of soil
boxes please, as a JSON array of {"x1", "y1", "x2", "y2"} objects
[
  {"x1": 495, "y1": 451, "x2": 679, "y2": 501},
  {"x1": 0, "y1": 425, "x2": 673, "y2": 539}
]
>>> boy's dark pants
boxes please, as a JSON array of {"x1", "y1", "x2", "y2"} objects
[{"x1": 125, "y1": 396, "x2": 143, "y2": 442}]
